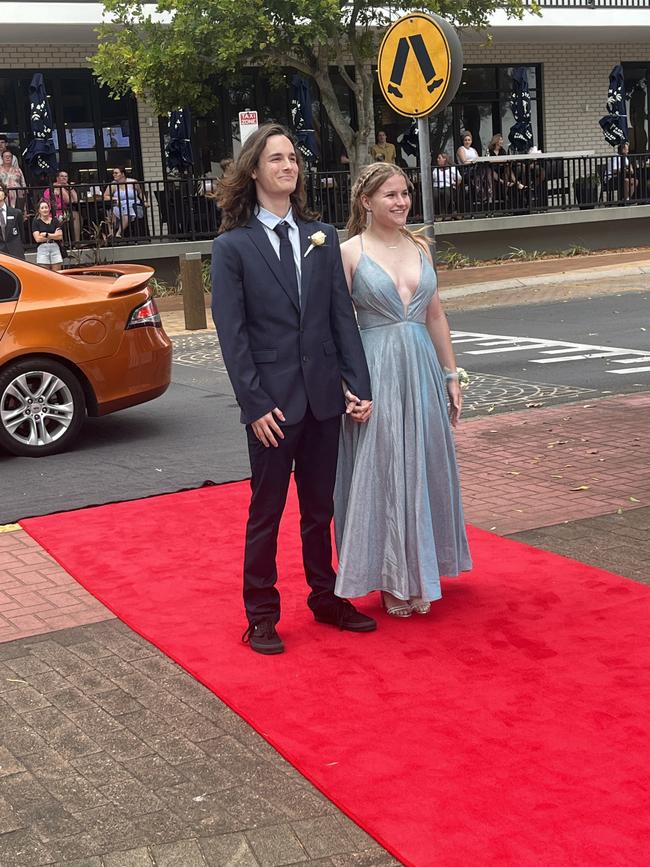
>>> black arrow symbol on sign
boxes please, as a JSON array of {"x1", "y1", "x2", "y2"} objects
[{"x1": 387, "y1": 34, "x2": 444, "y2": 99}]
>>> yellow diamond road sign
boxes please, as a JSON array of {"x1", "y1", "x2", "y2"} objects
[{"x1": 378, "y1": 13, "x2": 459, "y2": 118}]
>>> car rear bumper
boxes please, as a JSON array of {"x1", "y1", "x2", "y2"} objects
[{"x1": 80, "y1": 326, "x2": 172, "y2": 417}]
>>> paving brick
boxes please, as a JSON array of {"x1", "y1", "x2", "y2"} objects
[
  {"x1": 0, "y1": 794, "x2": 25, "y2": 833},
  {"x1": 0, "y1": 827, "x2": 55, "y2": 865},
  {"x1": 199, "y1": 833, "x2": 260, "y2": 867},
  {"x1": 291, "y1": 817, "x2": 358, "y2": 859},
  {"x1": 0, "y1": 744, "x2": 27, "y2": 777},
  {"x1": 103, "y1": 847, "x2": 155, "y2": 867},
  {"x1": 246, "y1": 824, "x2": 308, "y2": 866},
  {"x1": 150, "y1": 838, "x2": 208, "y2": 867}
]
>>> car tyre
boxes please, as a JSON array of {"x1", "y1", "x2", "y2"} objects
[{"x1": 0, "y1": 357, "x2": 86, "y2": 457}]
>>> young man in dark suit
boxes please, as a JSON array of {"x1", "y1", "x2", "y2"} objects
[
  {"x1": 212, "y1": 124, "x2": 376, "y2": 654},
  {"x1": 0, "y1": 182, "x2": 26, "y2": 260}
]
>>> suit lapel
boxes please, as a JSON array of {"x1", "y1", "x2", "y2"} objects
[
  {"x1": 246, "y1": 217, "x2": 300, "y2": 313},
  {"x1": 297, "y1": 220, "x2": 314, "y2": 321}
]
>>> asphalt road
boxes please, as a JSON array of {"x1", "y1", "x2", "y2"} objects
[
  {"x1": 450, "y1": 291, "x2": 650, "y2": 396},
  {"x1": 2, "y1": 289, "x2": 649, "y2": 523}
]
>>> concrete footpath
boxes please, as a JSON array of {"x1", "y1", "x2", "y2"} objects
[{"x1": 0, "y1": 258, "x2": 649, "y2": 866}]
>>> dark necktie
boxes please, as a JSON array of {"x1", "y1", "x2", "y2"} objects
[{"x1": 273, "y1": 221, "x2": 300, "y2": 307}]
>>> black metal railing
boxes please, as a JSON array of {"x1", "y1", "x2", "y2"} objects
[
  {"x1": 9, "y1": 154, "x2": 650, "y2": 257},
  {"x1": 306, "y1": 155, "x2": 650, "y2": 228}
]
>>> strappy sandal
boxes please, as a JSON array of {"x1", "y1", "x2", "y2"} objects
[
  {"x1": 409, "y1": 597, "x2": 431, "y2": 615},
  {"x1": 381, "y1": 592, "x2": 412, "y2": 618}
]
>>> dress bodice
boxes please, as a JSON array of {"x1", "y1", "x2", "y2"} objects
[{"x1": 351, "y1": 245, "x2": 437, "y2": 330}]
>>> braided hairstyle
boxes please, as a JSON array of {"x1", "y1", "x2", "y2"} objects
[{"x1": 346, "y1": 162, "x2": 414, "y2": 238}]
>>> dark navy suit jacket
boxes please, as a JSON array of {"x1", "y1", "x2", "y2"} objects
[
  {"x1": 211, "y1": 215, "x2": 371, "y2": 425},
  {"x1": 0, "y1": 207, "x2": 25, "y2": 260}
]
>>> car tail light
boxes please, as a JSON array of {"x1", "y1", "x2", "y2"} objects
[{"x1": 126, "y1": 298, "x2": 162, "y2": 330}]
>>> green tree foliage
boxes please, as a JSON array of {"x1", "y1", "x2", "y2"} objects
[{"x1": 94, "y1": 1, "x2": 531, "y2": 176}]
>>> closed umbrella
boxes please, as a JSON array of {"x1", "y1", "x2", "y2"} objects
[
  {"x1": 290, "y1": 76, "x2": 319, "y2": 165},
  {"x1": 508, "y1": 67, "x2": 534, "y2": 154},
  {"x1": 599, "y1": 64, "x2": 628, "y2": 147},
  {"x1": 165, "y1": 109, "x2": 194, "y2": 174},
  {"x1": 22, "y1": 73, "x2": 58, "y2": 178}
]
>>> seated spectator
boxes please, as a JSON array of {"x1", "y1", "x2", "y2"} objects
[
  {"x1": 431, "y1": 152, "x2": 461, "y2": 218},
  {"x1": 487, "y1": 133, "x2": 524, "y2": 200},
  {"x1": 0, "y1": 136, "x2": 18, "y2": 168},
  {"x1": 103, "y1": 166, "x2": 146, "y2": 238},
  {"x1": 370, "y1": 131, "x2": 396, "y2": 164},
  {"x1": 32, "y1": 199, "x2": 64, "y2": 271},
  {"x1": 44, "y1": 170, "x2": 80, "y2": 243},
  {"x1": 605, "y1": 142, "x2": 637, "y2": 200},
  {"x1": 0, "y1": 150, "x2": 26, "y2": 210},
  {"x1": 456, "y1": 131, "x2": 479, "y2": 165}
]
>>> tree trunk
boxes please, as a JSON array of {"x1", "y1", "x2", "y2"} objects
[{"x1": 314, "y1": 63, "x2": 375, "y2": 182}]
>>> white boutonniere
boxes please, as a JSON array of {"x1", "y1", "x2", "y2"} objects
[{"x1": 304, "y1": 230, "x2": 327, "y2": 258}]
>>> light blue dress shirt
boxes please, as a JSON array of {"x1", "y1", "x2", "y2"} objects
[{"x1": 255, "y1": 205, "x2": 302, "y2": 297}]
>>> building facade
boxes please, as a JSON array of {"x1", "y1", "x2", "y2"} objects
[{"x1": 1, "y1": 1, "x2": 649, "y2": 184}]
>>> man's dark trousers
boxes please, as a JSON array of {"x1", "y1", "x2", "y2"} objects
[{"x1": 244, "y1": 406, "x2": 340, "y2": 625}]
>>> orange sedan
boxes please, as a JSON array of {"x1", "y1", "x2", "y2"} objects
[{"x1": 0, "y1": 256, "x2": 172, "y2": 457}]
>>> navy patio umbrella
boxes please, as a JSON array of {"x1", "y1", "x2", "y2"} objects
[
  {"x1": 22, "y1": 73, "x2": 58, "y2": 178},
  {"x1": 291, "y1": 76, "x2": 319, "y2": 165},
  {"x1": 508, "y1": 67, "x2": 534, "y2": 154},
  {"x1": 599, "y1": 64, "x2": 629, "y2": 147},
  {"x1": 165, "y1": 109, "x2": 194, "y2": 174}
]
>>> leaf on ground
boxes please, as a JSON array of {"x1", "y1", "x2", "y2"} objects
[
  {"x1": 617, "y1": 508, "x2": 624, "y2": 515},
  {"x1": 587, "y1": 449, "x2": 599, "y2": 454},
  {"x1": 551, "y1": 474, "x2": 563, "y2": 479},
  {"x1": 487, "y1": 406, "x2": 495, "y2": 413},
  {"x1": 506, "y1": 471, "x2": 520, "y2": 476},
  {"x1": 570, "y1": 485, "x2": 590, "y2": 491},
  {"x1": 629, "y1": 497, "x2": 640, "y2": 503}
]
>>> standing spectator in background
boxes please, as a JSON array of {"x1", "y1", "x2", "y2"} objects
[
  {"x1": 44, "y1": 170, "x2": 80, "y2": 243},
  {"x1": 0, "y1": 149, "x2": 26, "y2": 211},
  {"x1": 32, "y1": 199, "x2": 63, "y2": 271},
  {"x1": 0, "y1": 136, "x2": 18, "y2": 168},
  {"x1": 370, "y1": 131, "x2": 396, "y2": 164},
  {"x1": 0, "y1": 181, "x2": 25, "y2": 260},
  {"x1": 431, "y1": 152, "x2": 461, "y2": 218}
]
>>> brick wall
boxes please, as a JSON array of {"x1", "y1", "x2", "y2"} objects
[{"x1": 462, "y1": 40, "x2": 648, "y2": 154}]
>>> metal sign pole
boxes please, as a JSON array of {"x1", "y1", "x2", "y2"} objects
[{"x1": 417, "y1": 117, "x2": 435, "y2": 261}]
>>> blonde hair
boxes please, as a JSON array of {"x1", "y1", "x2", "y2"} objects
[{"x1": 346, "y1": 162, "x2": 414, "y2": 238}]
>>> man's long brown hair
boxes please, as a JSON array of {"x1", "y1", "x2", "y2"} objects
[{"x1": 217, "y1": 124, "x2": 317, "y2": 232}]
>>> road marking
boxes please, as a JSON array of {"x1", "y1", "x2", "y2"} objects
[{"x1": 452, "y1": 331, "x2": 650, "y2": 375}]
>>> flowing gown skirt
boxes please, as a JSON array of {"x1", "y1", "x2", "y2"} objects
[{"x1": 334, "y1": 252, "x2": 471, "y2": 602}]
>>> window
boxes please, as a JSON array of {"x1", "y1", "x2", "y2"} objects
[
  {"x1": 430, "y1": 64, "x2": 542, "y2": 159},
  {"x1": 0, "y1": 70, "x2": 141, "y2": 184}
]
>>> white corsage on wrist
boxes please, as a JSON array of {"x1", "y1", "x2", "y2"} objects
[
  {"x1": 444, "y1": 367, "x2": 470, "y2": 389},
  {"x1": 304, "y1": 230, "x2": 327, "y2": 258}
]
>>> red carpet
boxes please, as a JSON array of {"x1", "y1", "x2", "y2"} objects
[{"x1": 21, "y1": 482, "x2": 650, "y2": 867}]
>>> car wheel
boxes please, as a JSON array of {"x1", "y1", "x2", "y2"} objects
[{"x1": 0, "y1": 358, "x2": 86, "y2": 457}]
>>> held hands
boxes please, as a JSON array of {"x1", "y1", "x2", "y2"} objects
[
  {"x1": 446, "y1": 379, "x2": 462, "y2": 428},
  {"x1": 344, "y1": 389, "x2": 373, "y2": 424},
  {"x1": 251, "y1": 407, "x2": 286, "y2": 448}
]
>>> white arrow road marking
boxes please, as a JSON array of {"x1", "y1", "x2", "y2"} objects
[{"x1": 451, "y1": 331, "x2": 650, "y2": 374}]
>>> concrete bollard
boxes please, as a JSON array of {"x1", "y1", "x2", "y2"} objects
[{"x1": 179, "y1": 251, "x2": 207, "y2": 330}]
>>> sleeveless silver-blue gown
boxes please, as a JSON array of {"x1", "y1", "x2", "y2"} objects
[{"x1": 334, "y1": 244, "x2": 472, "y2": 602}]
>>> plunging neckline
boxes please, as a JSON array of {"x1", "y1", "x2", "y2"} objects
[{"x1": 360, "y1": 249, "x2": 424, "y2": 314}]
